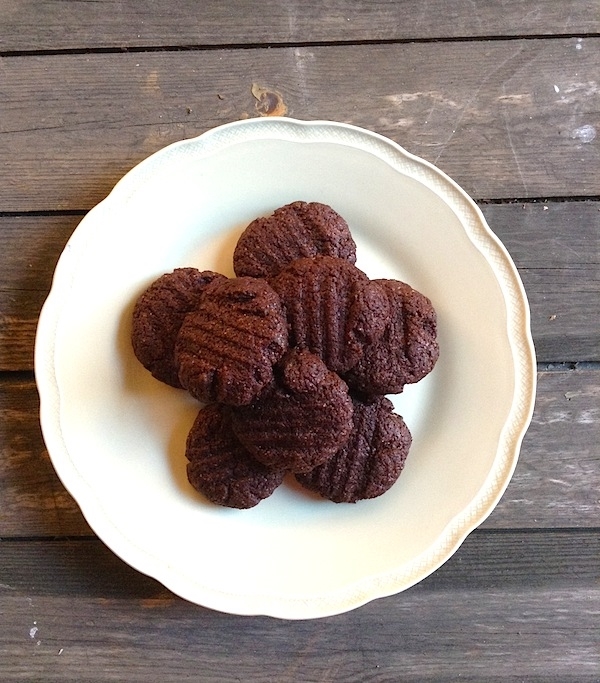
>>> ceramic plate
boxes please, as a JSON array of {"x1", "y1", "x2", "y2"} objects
[{"x1": 35, "y1": 118, "x2": 536, "y2": 619}]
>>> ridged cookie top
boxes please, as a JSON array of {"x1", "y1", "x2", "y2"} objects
[
  {"x1": 233, "y1": 201, "x2": 356, "y2": 279},
  {"x1": 230, "y1": 349, "x2": 353, "y2": 473},
  {"x1": 175, "y1": 277, "x2": 288, "y2": 406},
  {"x1": 295, "y1": 395, "x2": 412, "y2": 503},
  {"x1": 131, "y1": 268, "x2": 225, "y2": 387},
  {"x1": 270, "y1": 256, "x2": 389, "y2": 375},
  {"x1": 185, "y1": 403, "x2": 285, "y2": 509}
]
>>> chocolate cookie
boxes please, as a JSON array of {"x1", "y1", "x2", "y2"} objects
[
  {"x1": 345, "y1": 279, "x2": 439, "y2": 396},
  {"x1": 230, "y1": 349, "x2": 353, "y2": 473},
  {"x1": 295, "y1": 395, "x2": 412, "y2": 503},
  {"x1": 175, "y1": 276, "x2": 288, "y2": 406},
  {"x1": 131, "y1": 268, "x2": 225, "y2": 387},
  {"x1": 270, "y1": 255, "x2": 389, "y2": 375},
  {"x1": 185, "y1": 403, "x2": 285, "y2": 508},
  {"x1": 233, "y1": 201, "x2": 357, "y2": 279}
]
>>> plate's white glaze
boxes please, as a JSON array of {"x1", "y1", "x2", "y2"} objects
[{"x1": 35, "y1": 118, "x2": 536, "y2": 619}]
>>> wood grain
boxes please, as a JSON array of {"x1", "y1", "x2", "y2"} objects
[
  {"x1": 481, "y1": 201, "x2": 600, "y2": 362},
  {"x1": 0, "y1": 532, "x2": 598, "y2": 682},
  {"x1": 0, "y1": 214, "x2": 81, "y2": 372},
  {"x1": 0, "y1": 376, "x2": 93, "y2": 537},
  {"x1": 1, "y1": 368, "x2": 598, "y2": 538},
  {"x1": 2, "y1": 530, "x2": 598, "y2": 596},
  {"x1": 2, "y1": 0, "x2": 599, "y2": 52},
  {"x1": 0, "y1": 39, "x2": 599, "y2": 211},
  {"x1": 481, "y1": 365, "x2": 600, "y2": 529},
  {"x1": 1, "y1": 0, "x2": 598, "y2": 678}
]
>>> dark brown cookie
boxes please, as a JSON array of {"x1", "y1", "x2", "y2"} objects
[
  {"x1": 230, "y1": 349, "x2": 354, "y2": 473},
  {"x1": 131, "y1": 268, "x2": 226, "y2": 387},
  {"x1": 175, "y1": 276, "x2": 288, "y2": 406},
  {"x1": 345, "y1": 279, "x2": 439, "y2": 396},
  {"x1": 185, "y1": 403, "x2": 285, "y2": 508},
  {"x1": 233, "y1": 201, "x2": 357, "y2": 279},
  {"x1": 295, "y1": 395, "x2": 412, "y2": 503},
  {"x1": 270, "y1": 255, "x2": 389, "y2": 375}
]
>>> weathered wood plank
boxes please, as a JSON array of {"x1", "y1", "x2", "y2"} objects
[
  {"x1": 480, "y1": 365, "x2": 600, "y2": 529},
  {"x1": 1, "y1": 369, "x2": 598, "y2": 537},
  {"x1": 481, "y1": 201, "x2": 600, "y2": 362},
  {"x1": 0, "y1": 376, "x2": 93, "y2": 537},
  {"x1": 2, "y1": 531, "x2": 598, "y2": 596},
  {"x1": 1, "y1": 0, "x2": 599, "y2": 51},
  {"x1": 1, "y1": 2, "x2": 596, "y2": 675},
  {"x1": 0, "y1": 214, "x2": 81, "y2": 371},
  {"x1": 0, "y1": 39, "x2": 599, "y2": 211},
  {"x1": 1, "y1": 202, "x2": 596, "y2": 371},
  {"x1": 0, "y1": 532, "x2": 598, "y2": 682}
]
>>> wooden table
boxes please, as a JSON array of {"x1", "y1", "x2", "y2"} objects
[{"x1": 1, "y1": 2, "x2": 599, "y2": 680}]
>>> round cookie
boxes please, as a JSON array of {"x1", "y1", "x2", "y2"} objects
[
  {"x1": 295, "y1": 395, "x2": 412, "y2": 503},
  {"x1": 175, "y1": 276, "x2": 288, "y2": 406},
  {"x1": 230, "y1": 349, "x2": 354, "y2": 473},
  {"x1": 131, "y1": 268, "x2": 225, "y2": 387},
  {"x1": 233, "y1": 201, "x2": 357, "y2": 279},
  {"x1": 270, "y1": 255, "x2": 389, "y2": 375},
  {"x1": 185, "y1": 403, "x2": 285, "y2": 509},
  {"x1": 345, "y1": 279, "x2": 439, "y2": 396}
]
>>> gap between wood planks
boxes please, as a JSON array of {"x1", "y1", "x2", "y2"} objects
[
  {"x1": 0, "y1": 526, "x2": 596, "y2": 543},
  {"x1": 1, "y1": 32, "x2": 600, "y2": 59},
  {"x1": 0, "y1": 197, "x2": 599, "y2": 220}
]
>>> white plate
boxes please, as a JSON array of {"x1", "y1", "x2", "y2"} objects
[{"x1": 35, "y1": 118, "x2": 536, "y2": 619}]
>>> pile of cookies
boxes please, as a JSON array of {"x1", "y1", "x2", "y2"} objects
[{"x1": 131, "y1": 202, "x2": 439, "y2": 508}]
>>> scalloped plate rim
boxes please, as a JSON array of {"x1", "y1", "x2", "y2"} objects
[{"x1": 35, "y1": 117, "x2": 537, "y2": 619}]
